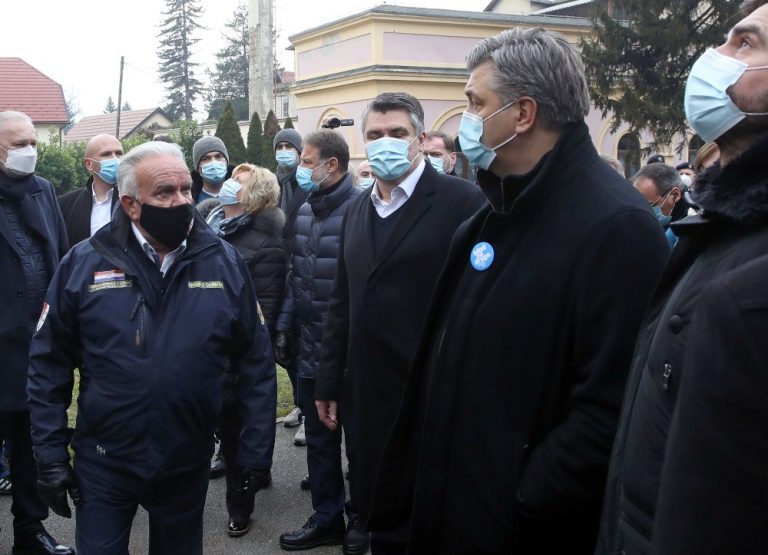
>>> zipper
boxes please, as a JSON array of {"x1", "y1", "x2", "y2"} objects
[
  {"x1": 662, "y1": 363, "x2": 672, "y2": 391},
  {"x1": 130, "y1": 295, "x2": 148, "y2": 354}
]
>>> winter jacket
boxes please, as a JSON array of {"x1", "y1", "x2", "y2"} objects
[
  {"x1": 27, "y1": 207, "x2": 277, "y2": 478},
  {"x1": 368, "y1": 121, "x2": 669, "y2": 554},
  {"x1": 0, "y1": 173, "x2": 68, "y2": 412},
  {"x1": 598, "y1": 135, "x2": 768, "y2": 555},
  {"x1": 276, "y1": 174, "x2": 358, "y2": 379},
  {"x1": 220, "y1": 207, "x2": 288, "y2": 340}
]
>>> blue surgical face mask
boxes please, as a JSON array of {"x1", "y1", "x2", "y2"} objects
[
  {"x1": 427, "y1": 155, "x2": 446, "y2": 174},
  {"x1": 89, "y1": 157, "x2": 119, "y2": 185},
  {"x1": 458, "y1": 101, "x2": 518, "y2": 171},
  {"x1": 365, "y1": 136, "x2": 418, "y2": 181},
  {"x1": 684, "y1": 48, "x2": 768, "y2": 142},
  {"x1": 358, "y1": 177, "x2": 375, "y2": 190},
  {"x1": 275, "y1": 150, "x2": 298, "y2": 167},
  {"x1": 201, "y1": 160, "x2": 228, "y2": 185},
  {"x1": 219, "y1": 178, "x2": 242, "y2": 206},
  {"x1": 653, "y1": 206, "x2": 672, "y2": 227},
  {"x1": 296, "y1": 160, "x2": 329, "y2": 192}
]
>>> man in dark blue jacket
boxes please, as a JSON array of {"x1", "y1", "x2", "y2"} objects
[
  {"x1": 275, "y1": 130, "x2": 363, "y2": 553},
  {"x1": 0, "y1": 110, "x2": 73, "y2": 555},
  {"x1": 27, "y1": 141, "x2": 277, "y2": 555}
]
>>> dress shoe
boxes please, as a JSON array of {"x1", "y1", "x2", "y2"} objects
[
  {"x1": 300, "y1": 474, "x2": 310, "y2": 490},
  {"x1": 227, "y1": 517, "x2": 252, "y2": 538},
  {"x1": 284, "y1": 407, "x2": 302, "y2": 428},
  {"x1": 279, "y1": 514, "x2": 345, "y2": 551},
  {"x1": 13, "y1": 529, "x2": 74, "y2": 555},
  {"x1": 343, "y1": 517, "x2": 370, "y2": 555},
  {"x1": 293, "y1": 421, "x2": 307, "y2": 446},
  {"x1": 210, "y1": 442, "x2": 226, "y2": 479}
]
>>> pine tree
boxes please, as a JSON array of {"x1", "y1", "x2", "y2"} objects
[
  {"x1": 283, "y1": 116, "x2": 295, "y2": 129},
  {"x1": 216, "y1": 102, "x2": 247, "y2": 165},
  {"x1": 104, "y1": 96, "x2": 116, "y2": 114},
  {"x1": 206, "y1": 2, "x2": 250, "y2": 121},
  {"x1": 157, "y1": 0, "x2": 204, "y2": 121},
  {"x1": 581, "y1": 0, "x2": 734, "y2": 151},
  {"x1": 246, "y1": 112, "x2": 263, "y2": 165},
  {"x1": 260, "y1": 110, "x2": 281, "y2": 172},
  {"x1": 122, "y1": 101, "x2": 132, "y2": 112}
]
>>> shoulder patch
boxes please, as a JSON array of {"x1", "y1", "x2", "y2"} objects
[{"x1": 188, "y1": 281, "x2": 225, "y2": 289}]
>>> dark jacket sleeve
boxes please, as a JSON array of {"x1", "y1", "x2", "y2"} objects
[
  {"x1": 231, "y1": 254, "x2": 277, "y2": 470},
  {"x1": 314, "y1": 212, "x2": 350, "y2": 401},
  {"x1": 650, "y1": 270, "x2": 768, "y2": 555},
  {"x1": 27, "y1": 252, "x2": 81, "y2": 465},
  {"x1": 517, "y1": 209, "x2": 668, "y2": 518},
  {"x1": 246, "y1": 241, "x2": 288, "y2": 339},
  {"x1": 275, "y1": 271, "x2": 295, "y2": 334}
]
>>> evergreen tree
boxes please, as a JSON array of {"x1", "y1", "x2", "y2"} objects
[
  {"x1": 246, "y1": 111, "x2": 263, "y2": 165},
  {"x1": 170, "y1": 119, "x2": 203, "y2": 170},
  {"x1": 104, "y1": 96, "x2": 116, "y2": 114},
  {"x1": 216, "y1": 102, "x2": 247, "y2": 165},
  {"x1": 581, "y1": 0, "x2": 735, "y2": 150},
  {"x1": 261, "y1": 110, "x2": 281, "y2": 172},
  {"x1": 283, "y1": 116, "x2": 295, "y2": 129},
  {"x1": 122, "y1": 101, "x2": 132, "y2": 112},
  {"x1": 157, "y1": 0, "x2": 204, "y2": 121},
  {"x1": 206, "y1": 2, "x2": 250, "y2": 120}
]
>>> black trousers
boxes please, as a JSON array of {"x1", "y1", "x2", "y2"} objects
[
  {"x1": 0, "y1": 411, "x2": 49, "y2": 538},
  {"x1": 219, "y1": 403, "x2": 255, "y2": 522},
  {"x1": 74, "y1": 457, "x2": 209, "y2": 555},
  {"x1": 298, "y1": 376, "x2": 359, "y2": 528}
]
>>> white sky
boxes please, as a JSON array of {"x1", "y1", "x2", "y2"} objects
[{"x1": 4, "y1": 0, "x2": 488, "y2": 120}]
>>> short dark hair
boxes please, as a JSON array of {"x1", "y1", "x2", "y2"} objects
[
  {"x1": 425, "y1": 130, "x2": 455, "y2": 153},
  {"x1": 303, "y1": 130, "x2": 350, "y2": 173},
  {"x1": 361, "y1": 92, "x2": 425, "y2": 135},
  {"x1": 633, "y1": 163, "x2": 682, "y2": 195}
]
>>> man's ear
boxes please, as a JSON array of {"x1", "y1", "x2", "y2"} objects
[
  {"x1": 671, "y1": 186, "x2": 682, "y2": 203},
  {"x1": 514, "y1": 97, "x2": 539, "y2": 134},
  {"x1": 120, "y1": 195, "x2": 140, "y2": 222}
]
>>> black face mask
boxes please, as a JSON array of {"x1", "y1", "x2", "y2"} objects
[{"x1": 138, "y1": 202, "x2": 194, "y2": 250}]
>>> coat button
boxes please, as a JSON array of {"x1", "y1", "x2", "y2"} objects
[{"x1": 668, "y1": 314, "x2": 683, "y2": 333}]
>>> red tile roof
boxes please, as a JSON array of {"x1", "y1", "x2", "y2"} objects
[
  {"x1": 64, "y1": 108, "x2": 171, "y2": 144},
  {"x1": 0, "y1": 58, "x2": 68, "y2": 124}
]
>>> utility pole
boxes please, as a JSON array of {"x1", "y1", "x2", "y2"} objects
[
  {"x1": 248, "y1": 0, "x2": 274, "y2": 118},
  {"x1": 115, "y1": 56, "x2": 125, "y2": 137}
]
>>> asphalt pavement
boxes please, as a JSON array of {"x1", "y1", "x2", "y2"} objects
[{"x1": 0, "y1": 422, "x2": 353, "y2": 554}]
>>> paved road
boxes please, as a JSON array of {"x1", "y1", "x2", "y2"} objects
[{"x1": 0, "y1": 423, "x2": 353, "y2": 554}]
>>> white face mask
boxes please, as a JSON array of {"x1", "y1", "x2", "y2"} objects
[{"x1": 0, "y1": 144, "x2": 38, "y2": 177}]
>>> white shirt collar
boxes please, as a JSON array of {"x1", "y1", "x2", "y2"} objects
[
  {"x1": 370, "y1": 158, "x2": 426, "y2": 207},
  {"x1": 130, "y1": 222, "x2": 189, "y2": 276},
  {"x1": 92, "y1": 186, "x2": 114, "y2": 206}
]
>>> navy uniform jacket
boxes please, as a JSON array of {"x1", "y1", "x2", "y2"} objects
[{"x1": 27, "y1": 207, "x2": 276, "y2": 479}]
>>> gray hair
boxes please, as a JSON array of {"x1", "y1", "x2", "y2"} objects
[
  {"x1": 466, "y1": 28, "x2": 590, "y2": 131},
  {"x1": 632, "y1": 163, "x2": 683, "y2": 195},
  {"x1": 0, "y1": 111, "x2": 34, "y2": 132},
  {"x1": 118, "y1": 141, "x2": 185, "y2": 198},
  {"x1": 600, "y1": 154, "x2": 625, "y2": 175},
  {"x1": 361, "y1": 92, "x2": 425, "y2": 135}
]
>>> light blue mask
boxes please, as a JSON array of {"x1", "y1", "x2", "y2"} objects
[
  {"x1": 652, "y1": 206, "x2": 672, "y2": 227},
  {"x1": 92, "y1": 158, "x2": 119, "y2": 185},
  {"x1": 275, "y1": 150, "x2": 298, "y2": 167},
  {"x1": 365, "y1": 136, "x2": 417, "y2": 181},
  {"x1": 201, "y1": 161, "x2": 227, "y2": 185},
  {"x1": 358, "y1": 177, "x2": 375, "y2": 190},
  {"x1": 458, "y1": 101, "x2": 518, "y2": 171},
  {"x1": 684, "y1": 48, "x2": 768, "y2": 142},
  {"x1": 427, "y1": 155, "x2": 446, "y2": 174},
  {"x1": 296, "y1": 160, "x2": 329, "y2": 192},
  {"x1": 219, "y1": 178, "x2": 242, "y2": 206}
]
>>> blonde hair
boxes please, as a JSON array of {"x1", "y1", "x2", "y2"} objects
[{"x1": 232, "y1": 163, "x2": 280, "y2": 214}]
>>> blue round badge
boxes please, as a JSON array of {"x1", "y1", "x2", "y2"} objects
[{"x1": 470, "y1": 242, "x2": 495, "y2": 271}]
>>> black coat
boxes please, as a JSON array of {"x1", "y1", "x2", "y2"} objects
[
  {"x1": 598, "y1": 135, "x2": 768, "y2": 555},
  {"x1": 648, "y1": 253, "x2": 768, "y2": 555},
  {"x1": 276, "y1": 174, "x2": 359, "y2": 379},
  {"x1": 57, "y1": 176, "x2": 118, "y2": 249},
  {"x1": 219, "y1": 206, "x2": 288, "y2": 340},
  {"x1": 0, "y1": 173, "x2": 68, "y2": 412},
  {"x1": 315, "y1": 161, "x2": 487, "y2": 518},
  {"x1": 368, "y1": 122, "x2": 670, "y2": 554}
]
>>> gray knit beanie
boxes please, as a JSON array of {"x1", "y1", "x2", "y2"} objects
[
  {"x1": 192, "y1": 136, "x2": 229, "y2": 170},
  {"x1": 273, "y1": 129, "x2": 302, "y2": 153}
]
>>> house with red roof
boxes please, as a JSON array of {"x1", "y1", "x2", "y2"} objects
[
  {"x1": 64, "y1": 108, "x2": 173, "y2": 145},
  {"x1": 0, "y1": 57, "x2": 69, "y2": 144}
]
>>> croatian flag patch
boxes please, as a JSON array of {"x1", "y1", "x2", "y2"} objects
[{"x1": 94, "y1": 270, "x2": 126, "y2": 283}]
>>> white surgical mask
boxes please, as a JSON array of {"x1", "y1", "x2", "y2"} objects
[{"x1": 0, "y1": 144, "x2": 37, "y2": 177}]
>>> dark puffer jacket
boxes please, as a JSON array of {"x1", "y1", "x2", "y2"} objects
[
  {"x1": 219, "y1": 207, "x2": 288, "y2": 340},
  {"x1": 276, "y1": 174, "x2": 359, "y2": 379}
]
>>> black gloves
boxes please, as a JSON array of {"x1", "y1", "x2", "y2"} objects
[
  {"x1": 237, "y1": 468, "x2": 272, "y2": 497},
  {"x1": 274, "y1": 332, "x2": 292, "y2": 367},
  {"x1": 36, "y1": 461, "x2": 82, "y2": 518}
]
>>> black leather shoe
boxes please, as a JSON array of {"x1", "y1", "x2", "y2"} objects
[
  {"x1": 279, "y1": 515, "x2": 345, "y2": 551},
  {"x1": 300, "y1": 474, "x2": 310, "y2": 491},
  {"x1": 227, "y1": 517, "x2": 252, "y2": 538},
  {"x1": 343, "y1": 517, "x2": 370, "y2": 555},
  {"x1": 13, "y1": 529, "x2": 75, "y2": 555},
  {"x1": 210, "y1": 443, "x2": 226, "y2": 479}
]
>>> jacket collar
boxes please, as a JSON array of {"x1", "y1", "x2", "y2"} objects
[
  {"x1": 0, "y1": 170, "x2": 43, "y2": 201},
  {"x1": 308, "y1": 173, "x2": 354, "y2": 218}
]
